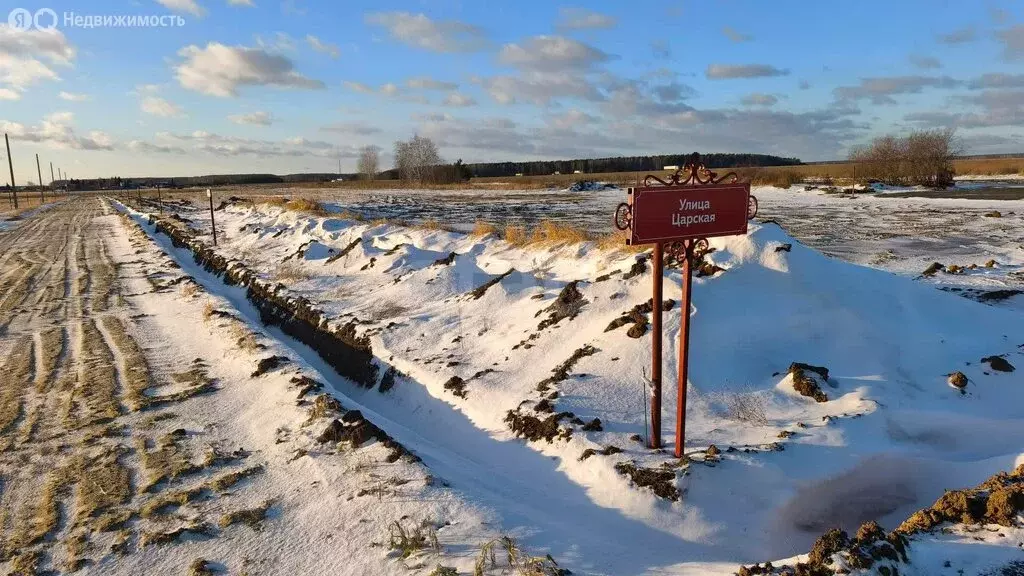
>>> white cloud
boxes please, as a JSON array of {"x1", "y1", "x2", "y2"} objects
[
  {"x1": 722, "y1": 26, "x2": 752, "y2": 42},
  {"x1": 147, "y1": 130, "x2": 358, "y2": 158},
  {"x1": 997, "y1": 25, "x2": 1024, "y2": 61},
  {"x1": 343, "y1": 81, "x2": 374, "y2": 94},
  {"x1": 442, "y1": 92, "x2": 477, "y2": 107},
  {"x1": 475, "y1": 71, "x2": 605, "y2": 105},
  {"x1": 0, "y1": 26, "x2": 76, "y2": 96},
  {"x1": 129, "y1": 140, "x2": 188, "y2": 154},
  {"x1": 321, "y1": 121, "x2": 382, "y2": 135},
  {"x1": 228, "y1": 111, "x2": 273, "y2": 125},
  {"x1": 255, "y1": 32, "x2": 295, "y2": 52},
  {"x1": 0, "y1": 112, "x2": 114, "y2": 150},
  {"x1": 909, "y1": 55, "x2": 941, "y2": 69},
  {"x1": 499, "y1": 35, "x2": 610, "y2": 72},
  {"x1": 59, "y1": 91, "x2": 90, "y2": 101},
  {"x1": 380, "y1": 83, "x2": 401, "y2": 96},
  {"x1": 227, "y1": 0, "x2": 254, "y2": 6},
  {"x1": 174, "y1": 42, "x2": 325, "y2": 97},
  {"x1": 155, "y1": 0, "x2": 205, "y2": 17},
  {"x1": 937, "y1": 27, "x2": 976, "y2": 44},
  {"x1": 366, "y1": 12, "x2": 488, "y2": 53},
  {"x1": 548, "y1": 109, "x2": 598, "y2": 130},
  {"x1": 834, "y1": 75, "x2": 961, "y2": 104},
  {"x1": 556, "y1": 8, "x2": 616, "y2": 31},
  {"x1": 741, "y1": 93, "x2": 779, "y2": 106},
  {"x1": 651, "y1": 40, "x2": 671, "y2": 59},
  {"x1": 306, "y1": 35, "x2": 340, "y2": 58},
  {"x1": 141, "y1": 96, "x2": 184, "y2": 117},
  {"x1": 0, "y1": 88, "x2": 19, "y2": 100},
  {"x1": 407, "y1": 76, "x2": 458, "y2": 91},
  {"x1": 706, "y1": 64, "x2": 789, "y2": 79}
]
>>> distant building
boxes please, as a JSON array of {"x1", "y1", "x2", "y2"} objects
[
  {"x1": 573, "y1": 170, "x2": 582, "y2": 174},
  {"x1": 554, "y1": 171, "x2": 561, "y2": 175},
  {"x1": 663, "y1": 165, "x2": 679, "y2": 171}
]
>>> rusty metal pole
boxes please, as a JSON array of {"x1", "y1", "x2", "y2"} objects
[
  {"x1": 5, "y1": 133, "x2": 17, "y2": 210},
  {"x1": 675, "y1": 243, "x2": 694, "y2": 459},
  {"x1": 207, "y1": 189, "x2": 218, "y2": 246},
  {"x1": 650, "y1": 243, "x2": 664, "y2": 448}
]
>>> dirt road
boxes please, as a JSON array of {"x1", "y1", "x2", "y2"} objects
[{"x1": 0, "y1": 199, "x2": 450, "y2": 575}]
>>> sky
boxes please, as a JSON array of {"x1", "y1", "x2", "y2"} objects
[{"x1": 1, "y1": 0, "x2": 1023, "y2": 181}]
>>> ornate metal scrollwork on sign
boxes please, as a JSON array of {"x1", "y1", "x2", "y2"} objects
[
  {"x1": 643, "y1": 152, "x2": 740, "y2": 188},
  {"x1": 614, "y1": 202, "x2": 632, "y2": 231}
]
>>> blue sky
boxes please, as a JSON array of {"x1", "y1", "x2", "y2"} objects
[{"x1": 1, "y1": 0, "x2": 1023, "y2": 180}]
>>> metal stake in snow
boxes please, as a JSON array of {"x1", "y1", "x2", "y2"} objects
[
  {"x1": 615, "y1": 153, "x2": 757, "y2": 457},
  {"x1": 207, "y1": 188, "x2": 218, "y2": 246}
]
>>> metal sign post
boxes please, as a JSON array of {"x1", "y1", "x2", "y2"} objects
[{"x1": 614, "y1": 153, "x2": 757, "y2": 456}]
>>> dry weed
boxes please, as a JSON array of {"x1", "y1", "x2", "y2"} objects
[
  {"x1": 274, "y1": 260, "x2": 312, "y2": 282},
  {"x1": 504, "y1": 225, "x2": 528, "y2": 246},
  {"x1": 228, "y1": 321, "x2": 261, "y2": 352},
  {"x1": 389, "y1": 519, "x2": 441, "y2": 559},
  {"x1": 528, "y1": 221, "x2": 591, "y2": 246},
  {"x1": 470, "y1": 220, "x2": 498, "y2": 237},
  {"x1": 475, "y1": 535, "x2": 567, "y2": 576},
  {"x1": 705, "y1": 389, "x2": 770, "y2": 426},
  {"x1": 219, "y1": 500, "x2": 273, "y2": 530}
]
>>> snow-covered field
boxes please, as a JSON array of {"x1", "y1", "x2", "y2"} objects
[{"x1": 107, "y1": 182, "x2": 1024, "y2": 575}]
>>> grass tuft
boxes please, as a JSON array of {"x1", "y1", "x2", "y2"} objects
[
  {"x1": 388, "y1": 519, "x2": 441, "y2": 559},
  {"x1": 470, "y1": 220, "x2": 498, "y2": 237},
  {"x1": 219, "y1": 501, "x2": 273, "y2": 531}
]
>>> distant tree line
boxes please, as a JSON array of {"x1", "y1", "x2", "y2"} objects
[
  {"x1": 66, "y1": 150, "x2": 801, "y2": 191},
  {"x1": 464, "y1": 153, "x2": 802, "y2": 178}
]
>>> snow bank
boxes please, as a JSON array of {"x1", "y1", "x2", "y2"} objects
[{"x1": 126, "y1": 198, "x2": 1024, "y2": 574}]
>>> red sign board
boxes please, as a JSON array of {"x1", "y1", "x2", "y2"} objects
[{"x1": 626, "y1": 183, "x2": 751, "y2": 245}]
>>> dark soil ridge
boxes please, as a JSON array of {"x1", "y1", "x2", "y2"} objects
[
  {"x1": 505, "y1": 344, "x2": 600, "y2": 443},
  {"x1": 119, "y1": 206, "x2": 422, "y2": 467},
  {"x1": 146, "y1": 215, "x2": 378, "y2": 387}
]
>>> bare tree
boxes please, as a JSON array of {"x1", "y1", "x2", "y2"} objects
[
  {"x1": 849, "y1": 128, "x2": 958, "y2": 187},
  {"x1": 357, "y1": 145, "x2": 380, "y2": 180},
  {"x1": 393, "y1": 135, "x2": 442, "y2": 182}
]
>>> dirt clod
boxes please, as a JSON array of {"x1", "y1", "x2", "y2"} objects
[
  {"x1": 789, "y1": 363, "x2": 829, "y2": 402},
  {"x1": 981, "y1": 356, "x2": 1015, "y2": 372},
  {"x1": 948, "y1": 371, "x2": 968, "y2": 391},
  {"x1": 614, "y1": 462, "x2": 679, "y2": 501},
  {"x1": 468, "y1": 269, "x2": 514, "y2": 300},
  {"x1": 443, "y1": 376, "x2": 468, "y2": 399},
  {"x1": 537, "y1": 281, "x2": 587, "y2": 331},
  {"x1": 505, "y1": 410, "x2": 573, "y2": 443},
  {"x1": 922, "y1": 262, "x2": 945, "y2": 276},
  {"x1": 251, "y1": 355, "x2": 289, "y2": 377},
  {"x1": 581, "y1": 418, "x2": 603, "y2": 432}
]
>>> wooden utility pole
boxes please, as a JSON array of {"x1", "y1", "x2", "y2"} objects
[
  {"x1": 36, "y1": 154, "x2": 44, "y2": 203},
  {"x1": 5, "y1": 133, "x2": 17, "y2": 209},
  {"x1": 49, "y1": 162, "x2": 54, "y2": 187},
  {"x1": 207, "y1": 189, "x2": 218, "y2": 246}
]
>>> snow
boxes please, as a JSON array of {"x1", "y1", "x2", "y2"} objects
[{"x1": 110, "y1": 186, "x2": 1024, "y2": 574}]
